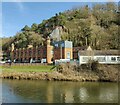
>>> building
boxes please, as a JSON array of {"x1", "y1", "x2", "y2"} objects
[
  {"x1": 78, "y1": 46, "x2": 120, "y2": 65},
  {"x1": 73, "y1": 46, "x2": 87, "y2": 60},
  {"x1": 6, "y1": 37, "x2": 73, "y2": 64},
  {"x1": 53, "y1": 40, "x2": 73, "y2": 60}
]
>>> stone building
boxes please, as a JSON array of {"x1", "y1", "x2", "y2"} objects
[{"x1": 6, "y1": 37, "x2": 73, "y2": 64}]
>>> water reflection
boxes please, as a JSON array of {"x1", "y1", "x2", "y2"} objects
[{"x1": 2, "y1": 79, "x2": 118, "y2": 103}]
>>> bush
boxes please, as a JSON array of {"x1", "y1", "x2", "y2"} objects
[
  {"x1": 55, "y1": 64, "x2": 76, "y2": 75},
  {"x1": 87, "y1": 60, "x2": 99, "y2": 71},
  {"x1": 91, "y1": 60, "x2": 99, "y2": 71},
  {"x1": 56, "y1": 64, "x2": 63, "y2": 73}
]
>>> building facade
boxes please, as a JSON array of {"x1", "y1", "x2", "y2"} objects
[
  {"x1": 53, "y1": 40, "x2": 73, "y2": 60},
  {"x1": 78, "y1": 46, "x2": 120, "y2": 65},
  {"x1": 6, "y1": 38, "x2": 73, "y2": 64}
]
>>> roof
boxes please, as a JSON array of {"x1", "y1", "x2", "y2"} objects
[
  {"x1": 52, "y1": 40, "x2": 72, "y2": 48},
  {"x1": 73, "y1": 46, "x2": 87, "y2": 52},
  {"x1": 78, "y1": 50, "x2": 120, "y2": 56},
  {"x1": 87, "y1": 46, "x2": 92, "y2": 51}
]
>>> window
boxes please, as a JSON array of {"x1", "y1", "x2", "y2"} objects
[
  {"x1": 25, "y1": 52, "x2": 27, "y2": 56},
  {"x1": 82, "y1": 57, "x2": 90, "y2": 62},
  {"x1": 61, "y1": 43, "x2": 64, "y2": 47},
  {"x1": 55, "y1": 44, "x2": 58, "y2": 47},
  {"x1": 66, "y1": 52, "x2": 70, "y2": 59},
  {"x1": 29, "y1": 51, "x2": 32, "y2": 56},
  {"x1": 111, "y1": 57, "x2": 116, "y2": 61},
  {"x1": 43, "y1": 50, "x2": 46, "y2": 56},
  {"x1": 117, "y1": 57, "x2": 120, "y2": 61},
  {"x1": 14, "y1": 53, "x2": 16, "y2": 56},
  {"x1": 51, "y1": 51, "x2": 54, "y2": 54},
  {"x1": 21, "y1": 52, "x2": 23, "y2": 55},
  {"x1": 38, "y1": 50, "x2": 40, "y2": 55},
  {"x1": 18, "y1": 52, "x2": 19, "y2": 56},
  {"x1": 96, "y1": 57, "x2": 106, "y2": 62}
]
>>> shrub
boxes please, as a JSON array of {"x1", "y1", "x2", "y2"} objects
[
  {"x1": 91, "y1": 60, "x2": 99, "y2": 71},
  {"x1": 56, "y1": 64, "x2": 63, "y2": 73},
  {"x1": 87, "y1": 60, "x2": 99, "y2": 71}
]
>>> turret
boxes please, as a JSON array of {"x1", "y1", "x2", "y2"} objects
[
  {"x1": 47, "y1": 36, "x2": 51, "y2": 46},
  {"x1": 10, "y1": 43, "x2": 15, "y2": 62},
  {"x1": 27, "y1": 44, "x2": 33, "y2": 48},
  {"x1": 11, "y1": 43, "x2": 14, "y2": 52},
  {"x1": 47, "y1": 36, "x2": 53, "y2": 64}
]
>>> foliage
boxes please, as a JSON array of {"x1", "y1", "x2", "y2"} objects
[
  {"x1": 21, "y1": 25, "x2": 31, "y2": 32},
  {"x1": 87, "y1": 60, "x2": 99, "y2": 71},
  {"x1": 2, "y1": 2, "x2": 119, "y2": 51}
]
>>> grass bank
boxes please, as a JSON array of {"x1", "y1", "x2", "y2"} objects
[
  {"x1": 0, "y1": 63, "x2": 119, "y2": 82},
  {"x1": 2, "y1": 64, "x2": 54, "y2": 72}
]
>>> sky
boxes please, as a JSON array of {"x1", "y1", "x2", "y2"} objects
[{"x1": 1, "y1": 0, "x2": 119, "y2": 37}]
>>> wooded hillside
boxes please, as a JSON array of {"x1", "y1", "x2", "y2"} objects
[{"x1": 2, "y1": 2, "x2": 119, "y2": 51}]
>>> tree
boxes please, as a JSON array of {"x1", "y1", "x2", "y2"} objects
[
  {"x1": 28, "y1": 32, "x2": 43, "y2": 46},
  {"x1": 107, "y1": 25, "x2": 119, "y2": 49},
  {"x1": 92, "y1": 3, "x2": 117, "y2": 28},
  {"x1": 21, "y1": 25, "x2": 31, "y2": 32},
  {"x1": 2, "y1": 37, "x2": 14, "y2": 51},
  {"x1": 14, "y1": 33, "x2": 28, "y2": 48},
  {"x1": 31, "y1": 23, "x2": 38, "y2": 32}
]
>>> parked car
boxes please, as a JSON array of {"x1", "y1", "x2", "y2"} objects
[{"x1": 0, "y1": 61, "x2": 6, "y2": 64}]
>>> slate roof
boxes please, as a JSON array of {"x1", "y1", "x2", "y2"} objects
[
  {"x1": 78, "y1": 50, "x2": 120, "y2": 56},
  {"x1": 73, "y1": 46, "x2": 87, "y2": 52}
]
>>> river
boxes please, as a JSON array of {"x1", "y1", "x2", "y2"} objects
[{"x1": 1, "y1": 79, "x2": 119, "y2": 103}]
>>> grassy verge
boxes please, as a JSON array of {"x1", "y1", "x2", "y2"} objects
[{"x1": 2, "y1": 65, "x2": 55, "y2": 73}]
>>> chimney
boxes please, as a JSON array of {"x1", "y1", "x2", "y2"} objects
[
  {"x1": 47, "y1": 36, "x2": 51, "y2": 46},
  {"x1": 46, "y1": 36, "x2": 53, "y2": 64},
  {"x1": 11, "y1": 43, "x2": 14, "y2": 51},
  {"x1": 27, "y1": 45, "x2": 33, "y2": 48}
]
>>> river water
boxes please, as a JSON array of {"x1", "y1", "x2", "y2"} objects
[{"x1": 1, "y1": 79, "x2": 119, "y2": 103}]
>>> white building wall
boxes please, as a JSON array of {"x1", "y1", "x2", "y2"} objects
[{"x1": 79, "y1": 55, "x2": 120, "y2": 65}]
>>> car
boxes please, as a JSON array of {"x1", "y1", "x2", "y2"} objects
[{"x1": 0, "y1": 61, "x2": 6, "y2": 64}]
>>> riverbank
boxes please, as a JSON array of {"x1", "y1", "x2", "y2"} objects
[
  {"x1": 1, "y1": 63, "x2": 54, "y2": 72},
  {"x1": 0, "y1": 71, "x2": 100, "y2": 81},
  {"x1": 0, "y1": 63, "x2": 119, "y2": 82}
]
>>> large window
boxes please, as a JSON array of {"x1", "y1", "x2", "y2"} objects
[
  {"x1": 43, "y1": 50, "x2": 47, "y2": 56},
  {"x1": 38, "y1": 50, "x2": 40, "y2": 55},
  {"x1": 111, "y1": 57, "x2": 116, "y2": 62},
  {"x1": 61, "y1": 43, "x2": 64, "y2": 47},
  {"x1": 66, "y1": 52, "x2": 70, "y2": 59},
  {"x1": 82, "y1": 57, "x2": 90, "y2": 62},
  {"x1": 55, "y1": 44, "x2": 58, "y2": 47},
  {"x1": 117, "y1": 57, "x2": 120, "y2": 61},
  {"x1": 29, "y1": 51, "x2": 31, "y2": 56},
  {"x1": 96, "y1": 57, "x2": 106, "y2": 62}
]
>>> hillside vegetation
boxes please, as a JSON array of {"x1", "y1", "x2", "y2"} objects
[{"x1": 2, "y1": 3, "x2": 119, "y2": 51}]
